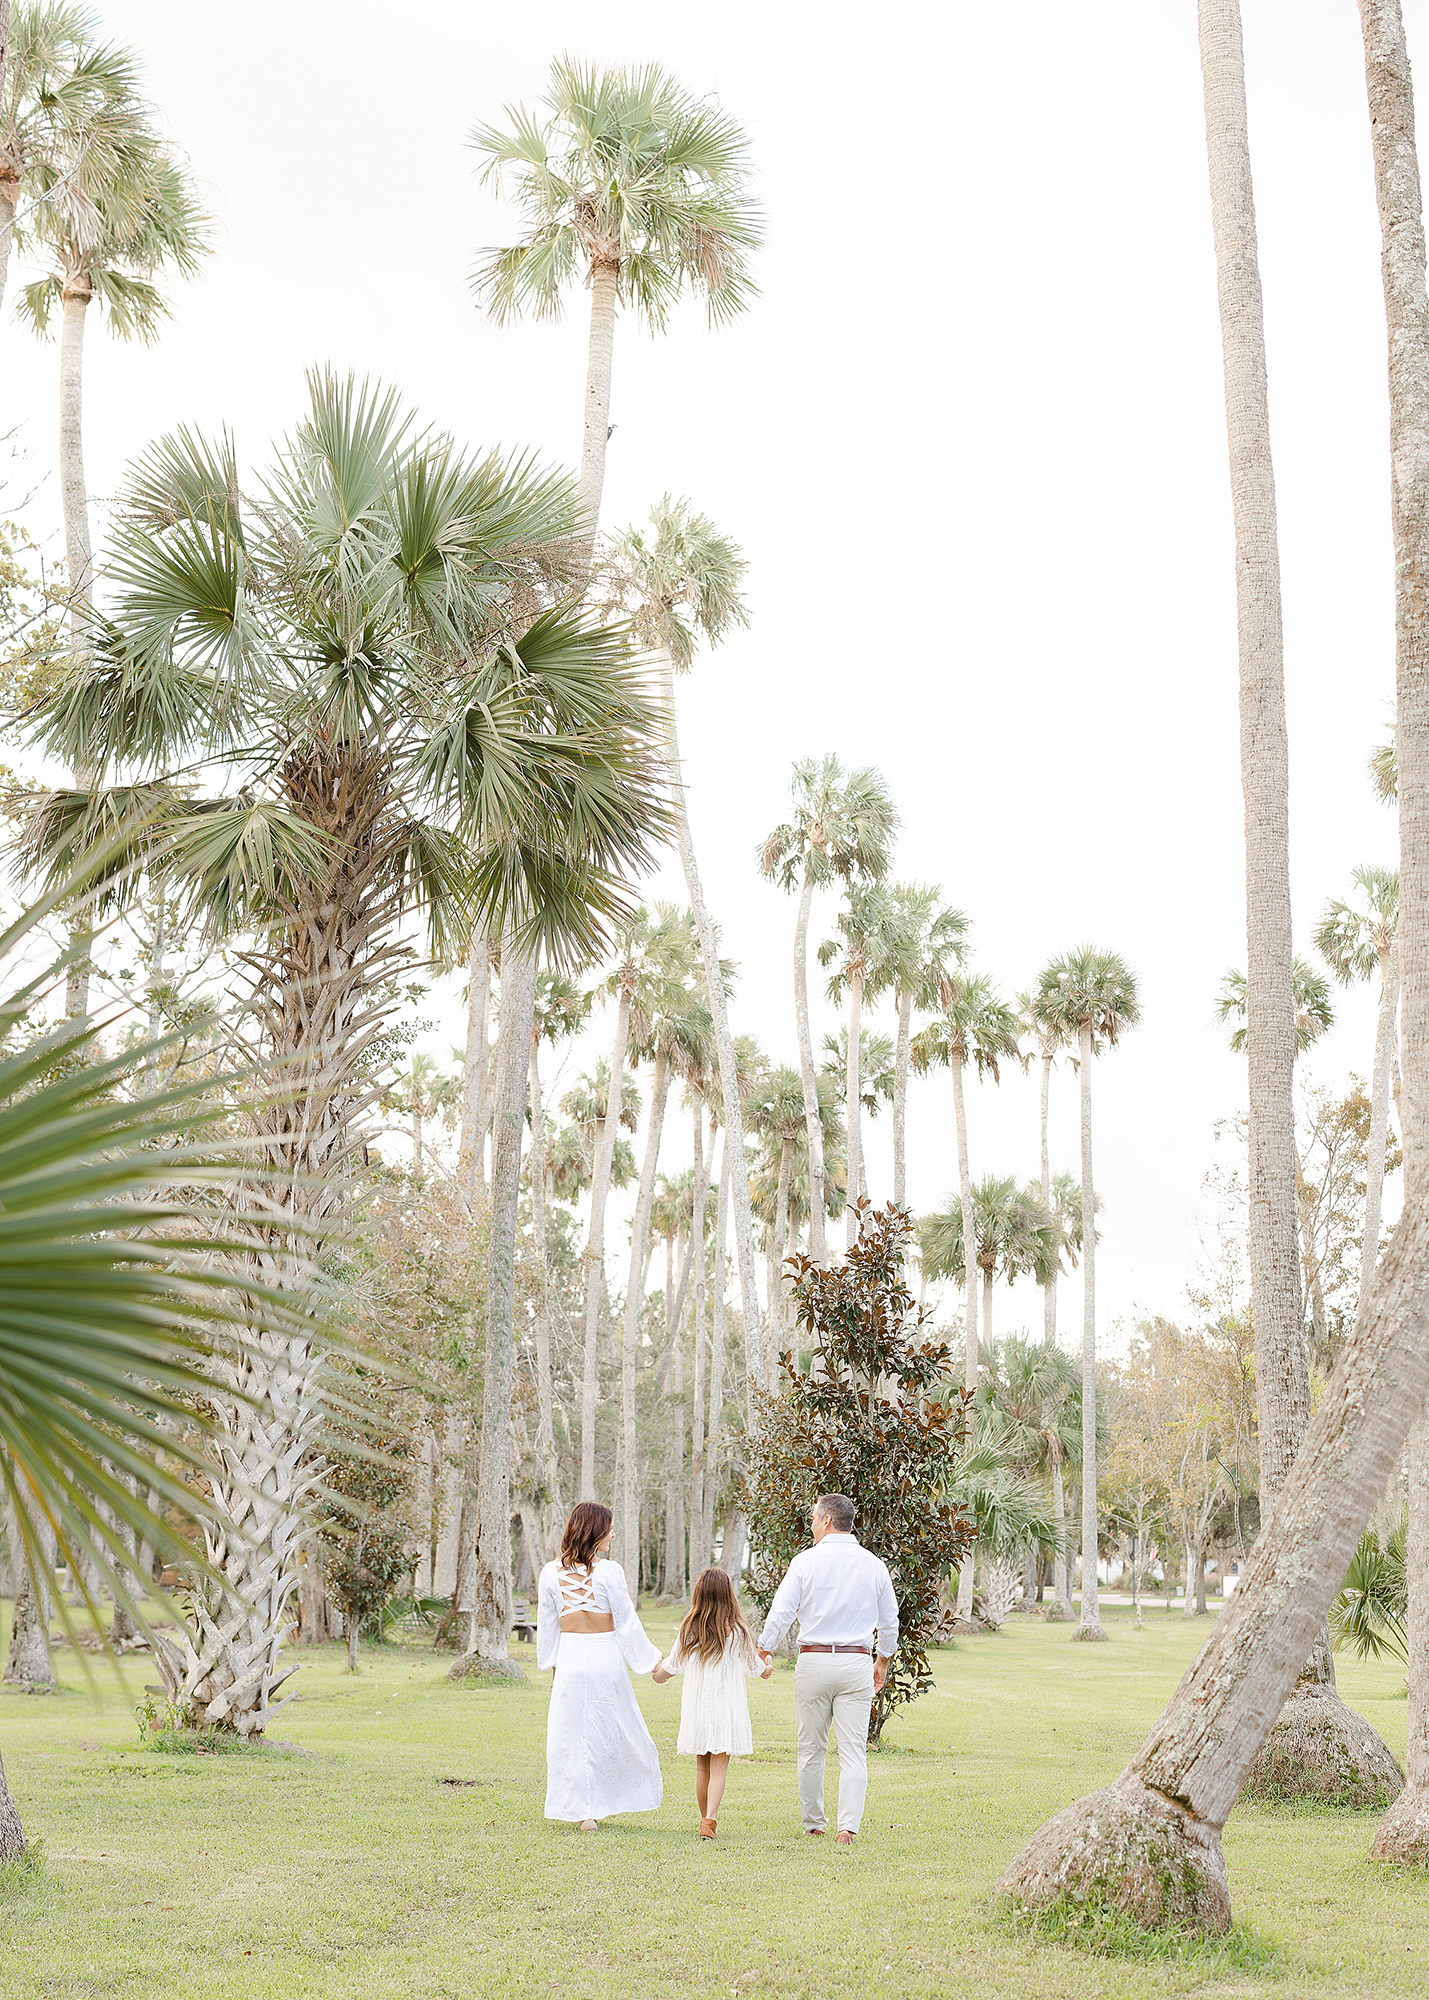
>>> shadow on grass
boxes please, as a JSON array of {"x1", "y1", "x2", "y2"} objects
[{"x1": 989, "y1": 1891, "x2": 1284, "y2": 1978}]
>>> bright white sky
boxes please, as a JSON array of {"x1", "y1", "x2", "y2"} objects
[{"x1": 2, "y1": 0, "x2": 1413, "y2": 1349}]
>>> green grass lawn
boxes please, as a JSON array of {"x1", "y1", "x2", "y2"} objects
[{"x1": 1, "y1": 1598, "x2": 1425, "y2": 1998}]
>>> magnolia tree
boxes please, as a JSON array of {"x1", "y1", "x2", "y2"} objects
[{"x1": 743, "y1": 1201, "x2": 975, "y2": 1744}]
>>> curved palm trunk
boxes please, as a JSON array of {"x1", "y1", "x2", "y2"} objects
[
  {"x1": 702, "y1": 1139, "x2": 730, "y2": 1561},
  {"x1": 689, "y1": 1096, "x2": 711, "y2": 1572},
  {"x1": 528, "y1": 1030, "x2": 560, "y2": 1560},
  {"x1": 844, "y1": 967, "x2": 864, "y2": 1248},
  {"x1": 1040, "y1": 1044, "x2": 1057, "y2": 1346},
  {"x1": 621, "y1": 1047, "x2": 671, "y2": 1577},
  {"x1": 580, "y1": 983, "x2": 632, "y2": 1497},
  {"x1": 893, "y1": 986, "x2": 913, "y2": 1210},
  {"x1": 1358, "y1": 0, "x2": 1429, "y2": 1866},
  {"x1": 578, "y1": 261, "x2": 619, "y2": 541},
  {"x1": 792, "y1": 869, "x2": 829, "y2": 1263},
  {"x1": 658, "y1": 653, "x2": 765, "y2": 1385},
  {"x1": 459, "y1": 937, "x2": 491, "y2": 1203},
  {"x1": 1361, "y1": 945, "x2": 1400, "y2": 1316},
  {"x1": 1076, "y1": 1022, "x2": 1104, "y2": 1640},
  {"x1": 952, "y1": 1052, "x2": 978, "y2": 1621},
  {"x1": 465, "y1": 942, "x2": 538, "y2": 1670}
]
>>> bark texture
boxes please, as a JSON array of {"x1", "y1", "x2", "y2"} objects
[
  {"x1": 951, "y1": 1052, "x2": 978, "y2": 1622},
  {"x1": 458, "y1": 937, "x2": 491, "y2": 1203},
  {"x1": 528, "y1": 1034, "x2": 560, "y2": 1558},
  {"x1": 0, "y1": 1750, "x2": 24, "y2": 1862},
  {"x1": 4, "y1": 1515, "x2": 54, "y2": 1689},
  {"x1": 844, "y1": 968, "x2": 864, "y2": 1249},
  {"x1": 998, "y1": 1191, "x2": 1429, "y2": 1931},
  {"x1": 1362, "y1": 947, "x2": 1400, "y2": 1316},
  {"x1": 621, "y1": 1046, "x2": 670, "y2": 1576},
  {"x1": 1359, "y1": 0, "x2": 1429, "y2": 1865},
  {"x1": 578, "y1": 262, "x2": 619, "y2": 537},
  {"x1": 580, "y1": 983, "x2": 632, "y2": 1497},
  {"x1": 793, "y1": 870, "x2": 829, "y2": 1262},
  {"x1": 1076, "y1": 1024, "x2": 1104, "y2": 1640}
]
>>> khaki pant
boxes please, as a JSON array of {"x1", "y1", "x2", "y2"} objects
[{"x1": 794, "y1": 1650, "x2": 874, "y2": 1834}]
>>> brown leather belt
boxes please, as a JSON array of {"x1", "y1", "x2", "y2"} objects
[{"x1": 798, "y1": 1643, "x2": 871, "y2": 1654}]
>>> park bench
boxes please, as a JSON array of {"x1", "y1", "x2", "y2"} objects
[{"x1": 511, "y1": 1596, "x2": 536, "y2": 1643}]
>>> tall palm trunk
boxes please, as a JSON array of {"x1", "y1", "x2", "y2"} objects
[
  {"x1": 1359, "y1": 0, "x2": 1429, "y2": 1867},
  {"x1": 459, "y1": 937, "x2": 491, "y2": 1203},
  {"x1": 1040, "y1": 1039, "x2": 1057, "y2": 1345},
  {"x1": 981, "y1": 1264, "x2": 994, "y2": 1347},
  {"x1": 528, "y1": 1030, "x2": 560, "y2": 1559},
  {"x1": 658, "y1": 652, "x2": 765, "y2": 1383},
  {"x1": 844, "y1": 964, "x2": 865, "y2": 1247},
  {"x1": 771, "y1": 1132, "x2": 793, "y2": 1386},
  {"x1": 689, "y1": 1096, "x2": 711, "y2": 1572},
  {"x1": 578, "y1": 260, "x2": 619, "y2": 536},
  {"x1": 4, "y1": 1503, "x2": 55, "y2": 1690},
  {"x1": 702, "y1": 1139, "x2": 730, "y2": 1561},
  {"x1": 464, "y1": 942, "x2": 538, "y2": 1672},
  {"x1": 580, "y1": 981, "x2": 632, "y2": 1496},
  {"x1": 1050, "y1": 1454, "x2": 1073, "y2": 1618},
  {"x1": 1075, "y1": 1021, "x2": 1104, "y2": 1640},
  {"x1": 893, "y1": 986, "x2": 913, "y2": 1210},
  {"x1": 1361, "y1": 945, "x2": 1400, "y2": 1316},
  {"x1": 60, "y1": 268, "x2": 95, "y2": 1022},
  {"x1": 0, "y1": 0, "x2": 12, "y2": 326},
  {"x1": 793, "y1": 868, "x2": 829, "y2": 1262},
  {"x1": 952, "y1": 1050, "x2": 978, "y2": 1621},
  {"x1": 621, "y1": 1045, "x2": 671, "y2": 1577}
]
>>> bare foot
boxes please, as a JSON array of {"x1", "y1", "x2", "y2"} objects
[
  {"x1": 578, "y1": 1818, "x2": 598, "y2": 1833},
  {"x1": 834, "y1": 1830, "x2": 854, "y2": 1847}
]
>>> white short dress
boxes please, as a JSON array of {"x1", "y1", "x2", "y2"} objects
[
  {"x1": 537, "y1": 1558, "x2": 663, "y2": 1823},
  {"x1": 662, "y1": 1630, "x2": 761, "y2": 1756}
]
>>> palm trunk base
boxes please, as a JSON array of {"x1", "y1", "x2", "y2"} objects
[
  {"x1": 448, "y1": 1647, "x2": 526, "y2": 1684},
  {"x1": 1240, "y1": 1685, "x2": 1403, "y2": 1809},
  {"x1": 995, "y1": 1769, "x2": 1231, "y2": 1936},
  {"x1": 1043, "y1": 1601, "x2": 1074, "y2": 1622},
  {"x1": 0, "y1": 1755, "x2": 26, "y2": 1861},
  {"x1": 1371, "y1": 1783, "x2": 1429, "y2": 1864},
  {"x1": 1072, "y1": 1620, "x2": 1108, "y2": 1643}
]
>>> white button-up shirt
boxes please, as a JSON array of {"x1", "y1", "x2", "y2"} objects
[{"x1": 758, "y1": 1534, "x2": 899, "y2": 1658}]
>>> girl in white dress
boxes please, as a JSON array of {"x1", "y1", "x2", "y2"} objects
[
  {"x1": 536, "y1": 1500, "x2": 664, "y2": 1832},
  {"x1": 651, "y1": 1567, "x2": 762, "y2": 1840}
]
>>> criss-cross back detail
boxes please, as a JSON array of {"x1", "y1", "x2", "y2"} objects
[{"x1": 558, "y1": 1564, "x2": 599, "y2": 1614}]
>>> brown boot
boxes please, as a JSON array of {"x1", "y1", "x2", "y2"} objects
[{"x1": 699, "y1": 1817, "x2": 717, "y2": 1840}]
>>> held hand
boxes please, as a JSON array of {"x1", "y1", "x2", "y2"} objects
[
  {"x1": 757, "y1": 1648, "x2": 773, "y2": 1680},
  {"x1": 651, "y1": 1664, "x2": 671, "y2": 1684},
  {"x1": 873, "y1": 1655, "x2": 889, "y2": 1695}
]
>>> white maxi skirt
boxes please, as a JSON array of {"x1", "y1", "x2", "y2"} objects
[{"x1": 545, "y1": 1632, "x2": 663, "y2": 1822}]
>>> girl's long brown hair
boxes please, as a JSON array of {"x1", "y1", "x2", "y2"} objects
[
  {"x1": 560, "y1": 1501, "x2": 612, "y2": 1571},
  {"x1": 678, "y1": 1567, "x2": 755, "y2": 1667}
]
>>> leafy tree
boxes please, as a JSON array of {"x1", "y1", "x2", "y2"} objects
[
  {"x1": 471, "y1": 62, "x2": 760, "y2": 532},
  {"x1": 743, "y1": 1202, "x2": 975, "y2": 1744},
  {"x1": 1332, "y1": 1518, "x2": 1407, "y2": 1665},
  {"x1": 316, "y1": 1392, "x2": 415, "y2": 1673}
]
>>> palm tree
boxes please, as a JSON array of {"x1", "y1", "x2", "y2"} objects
[
  {"x1": 881, "y1": 884, "x2": 967, "y2": 1210},
  {"x1": 1315, "y1": 869, "x2": 1399, "y2": 1315},
  {"x1": 1034, "y1": 947, "x2": 1140, "y2": 1641},
  {"x1": 918, "y1": 1175, "x2": 1058, "y2": 1348},
  {"x1": 748, "y1": 1062, "x2": 807, "y2": 1379},
  {"x1": 618, "y1": 906, "x2": 709, "y2": 1575},
  {"x1": 471, "y1": 62, "x2": 759, "y2": 534},
  {"x1": 27, "y1": 375, "x2": 669, "y2": 1723},
  {"x1": 455, "y1": 937, "x2": 494, "y2": 1201},
  {"x1": 0, "y1": 2, "x2": 141, "y2": 315},
  {"x1": 1020, "y1": 980, "x2": 1073, "y2": 1345},
  {"x1": 601, "y1": 496, "x2": 767, "y2": 1384},
  {"x1": 759, "y1": 755, "x2": 898, "y2": 1263},
  {"x1": 1357, "y1": 0, "x2": 1429, "y2": 1872},
  {"x1": 978, "y1": 1334, "x2": 1081, "y2": 1606},
  {"x1": 819, "y1": 885, "x2": 896, "y2": 1245},
  {"x1": 385, "y1": 1051, "x2": 460, "y2": 1175}
]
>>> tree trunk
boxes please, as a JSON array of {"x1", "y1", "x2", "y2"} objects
[
  {"x1": 1359, "y1": 0, "x2": 1429, "y2": 1866},
  {"x1": 0, "y1": 1749, "x2": 25, "y2": 1862},
  {"x1": 1362, "y1": 946, "x2": 1400, "y2": 1316},
  {"x1": 997, "y1": 1148, "x2": 1429, "y2": 1931},
  {"x1": 580, "y1": 983, "x2": 632, "y2": 1497},
  {"x1": 1050, "y1": 1458, "x2": 1073, "y2": 1618},
  {"x1": 845, "y1": 967, "x2": 864, "y2": 1248},
  {"x1": 462, "y1": 941, "x2": 537, "y2": 1677},
  {"x1": 702, "y1": 1139, "x2": 731, "y2": 1561},
  {"x1": 4, "y1": 1511, "x2": 55, "y2": 1689},
  {"x1": 771, "y1": 1133, "x2": 793, "y2": 1387},
  {"x1": 528, "y1": 1031, "x2": 560, "y2": 1561},
  {"x1": 658, "y1": 652, "x2": 765, "y2": 1380},
  {"x1": 412, "y1": 1104, "x2": 423, "y2": 1177},
  {"x1": 621, "y1": 1047, "x2": 671, "y2": 1577},
  {"x1": 459, "y1": 937, "x2": 491, "y2": 1203},
  {"x1": 1182, "y1": 1542, "x2": 1197, "y2": 1618},
  {"x1": 981, "y1": 1265, "x2": 994, "y2": 1348},
  {"x1": 60, "y1": 275, "x2": 94, "y2": 1023},
  {"x1": 1076, "y1": 1022, "x2": 1104, "y2": 1640},
  {"x1": 689, "y1": 1097, "x2": 711, "y2": 1574},
  {"x1": 793, "y1": 869, "x2": 829, "y2": 1263},
  {"x1": 577, "y1": 259, "x2": 619, "y2": 541},
  {"x1": 952, "y1": 1052, "x2": 978, "y2": 1621},
  {"x1": 893, "y1": 986, "x2": 913, "y2": 1210},
  {"x1": 670, "y1": 1332, "x2": 687, "y2": 1600},
  {"x1": 1041, "y1": 1045, "x2": 1057, "y2": 1345}
]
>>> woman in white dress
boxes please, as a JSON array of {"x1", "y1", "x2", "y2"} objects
[
  {"x1": 537, "y1": 1500, "x2": 663, "y2": 1832},
  {"x1": 651, "y1": 1566, "x2": 763, "y2": 1839}
]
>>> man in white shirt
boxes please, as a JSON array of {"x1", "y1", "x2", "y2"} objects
[{"x1": 756, "y1": 1492, "x2": 899, "y2": 1845}]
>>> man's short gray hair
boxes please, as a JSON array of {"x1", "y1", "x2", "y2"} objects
[{"x1": 814, "y1": 1493, "x2": 855, "y2": 1534}]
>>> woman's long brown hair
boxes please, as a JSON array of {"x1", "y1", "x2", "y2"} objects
[
  {"x1": 677, "y1": 1567, "x2": 755, "y2": 1666},
  {"x1": 560, "y1": 1501, "x2": 612, "y2": 1571}
]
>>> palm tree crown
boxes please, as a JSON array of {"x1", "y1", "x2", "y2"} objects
[
  {"x1": 1314, "y1": 865, "x2": 1399, "y2": 986},
  {"x1": 1034, "y1": 945, "x2": 1142, "y2": 1051},
  {"x1": 601, "y1": 494, "x2": 748, "y2": 671},
  {"x1": 758, "y1": 754, "x2": 899, "y2": 895},
  {"x1": 1217, "y1": 957, "x2": 1335, "y2": 1056},
  {"x1": 470, "y1": 60, "x2": 760, "y2": 332}
]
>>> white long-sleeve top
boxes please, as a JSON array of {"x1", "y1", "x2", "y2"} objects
[
  {"x1": 757, "y1": 1534, "x2": 899, "y2": 1658},
  {"x1": 536, "y1": 1558, "x2": 662, "y2": 1675}
]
